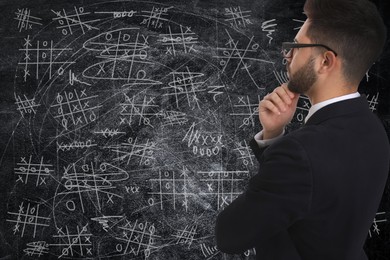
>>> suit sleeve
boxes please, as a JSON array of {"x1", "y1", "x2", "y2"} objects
[
  {"x1": 215, "y1": 136, "x2": 312, "y2": 254},
  {"x1": 249, "y1": 136, "x2": 267, "y2": 162}
]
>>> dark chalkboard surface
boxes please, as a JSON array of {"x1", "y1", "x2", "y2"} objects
[{"x1": 0, "y1": 0, "x2": 389, "y2": 259}]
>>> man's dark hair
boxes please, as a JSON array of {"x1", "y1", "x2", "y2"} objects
[{"x1": 303, "y1": 0, "x2": 387, "y2": 84}]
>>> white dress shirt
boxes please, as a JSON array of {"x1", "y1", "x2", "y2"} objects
[{"x1": 254, "y1": 92, "x2": 361, "y2": 147}]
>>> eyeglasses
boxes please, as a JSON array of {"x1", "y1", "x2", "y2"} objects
[{"x1": 282, "y1": 42, "x2": 338, "y2": 58}]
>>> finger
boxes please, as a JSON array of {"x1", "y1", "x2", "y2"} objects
[
  {"x1": 265, "y1": 91, "x2": 287, "y2": 112},
  {"x1": 260, "y1": 99, "x2": 281, "y2": 115},
  {"x1": 281, "y1": 83, "x2": 296, "y2": 99},
  {"x1": 274, "y1": 86, "x2": 294, "y2": 106}
]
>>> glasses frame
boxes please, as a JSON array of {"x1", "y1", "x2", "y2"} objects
[{"x1": 282, "y1": 42, "x2": 338, "y2": 58}]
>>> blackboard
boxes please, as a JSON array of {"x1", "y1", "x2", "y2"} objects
[{"x1": 0, "y1": 0, "x2": 389, "y2": 259}]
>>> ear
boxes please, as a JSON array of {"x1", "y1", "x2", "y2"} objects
[{"x1": 318, "y1": 51, "x2": 337, "y2": 74}]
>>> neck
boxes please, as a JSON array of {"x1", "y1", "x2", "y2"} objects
[{"x1": 306, "y1": 83, "x2": 358, "y2": 105}]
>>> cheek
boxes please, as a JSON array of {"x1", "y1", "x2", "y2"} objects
[
  {"x1": 290, "y1": 55, "x2": 300, "y2": 68},
  {"x1": 288, "y1": 55, "x2": 304, "y2": 75},
  {"x1": 287, "y1": 58, "x2": 297, "y2": 75}
]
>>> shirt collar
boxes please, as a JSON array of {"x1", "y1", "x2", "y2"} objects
[{"x1": 305, "y1": 92, "x2": 361, "y2": 123}]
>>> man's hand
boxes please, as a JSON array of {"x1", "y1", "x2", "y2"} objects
[{"x1": 259, "y1": 84, "x2": 299, "y2": 139}]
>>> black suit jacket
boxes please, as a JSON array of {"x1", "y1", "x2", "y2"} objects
[{"x1": 215, "y1": 96, "x2": 389, "y2": 260}]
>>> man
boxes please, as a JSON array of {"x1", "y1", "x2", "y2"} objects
[{"x1": 215, "y1": 0, "x2": 389, "y2": 259}]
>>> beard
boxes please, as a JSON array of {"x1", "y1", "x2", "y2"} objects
[{"x1": 287, "y1": 56, "x2": 317, "y2": 94}]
